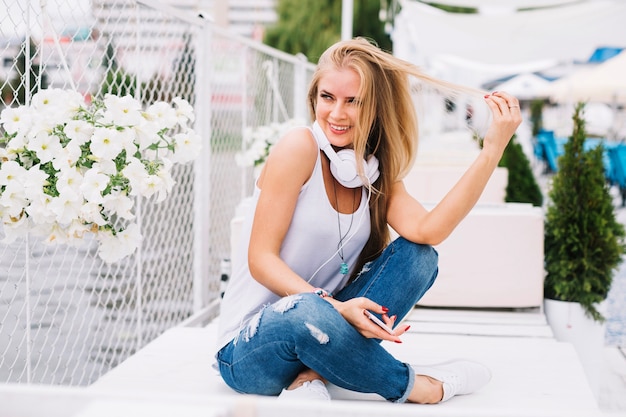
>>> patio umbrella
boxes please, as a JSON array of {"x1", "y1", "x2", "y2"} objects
[
  {"x1": 542, "y1": 52, "x2": 626, "y2": 104},
  {"x1": 489, "y1": 73, "x2": 551, "y2": 100}
]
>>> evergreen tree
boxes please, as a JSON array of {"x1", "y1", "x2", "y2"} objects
[
  {"x1": 530, "y1": 99, "x2": 543, "y2": 137},
  {"x1": 498, "y1": 135, "x2": 543, "y2": 206},
  {"x1": 264, "y1": 0, "x2": 391, "y2": 62},
  {"x1": 544, "y1": 103, "x2": 625, "y2": 321}
]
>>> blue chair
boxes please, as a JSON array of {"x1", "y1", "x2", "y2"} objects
[
  {"x1": 535, "y1": 130, "x2": 560, "y2": 173},
  {"x1": 608, "y1": 144, "x2": 626, "y2": 206}
]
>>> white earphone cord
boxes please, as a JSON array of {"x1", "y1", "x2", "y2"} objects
[{"x1": 307, "y1": 183, "x2": 373, "y2": 283}]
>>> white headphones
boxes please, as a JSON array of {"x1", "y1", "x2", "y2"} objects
[{"x1": 311, "y1": 121, "x2": 380, "y2": 188}]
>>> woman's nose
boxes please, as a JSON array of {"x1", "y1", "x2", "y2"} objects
[{"x1": 330, "y1": 102, "x2": 344, "y2": 118}]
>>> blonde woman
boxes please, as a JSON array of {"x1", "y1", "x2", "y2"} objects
[{"x1": 216, "y1": 38, "x2": 521, "y2": 403}]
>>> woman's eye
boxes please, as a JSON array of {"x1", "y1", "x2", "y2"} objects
[{"x1": 320, "y1": 93, "x2": 332, "y2": 101}]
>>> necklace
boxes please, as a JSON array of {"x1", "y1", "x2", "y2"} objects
[{"x1": 332, "y1": 179, "x2": 356, "y2": 275}]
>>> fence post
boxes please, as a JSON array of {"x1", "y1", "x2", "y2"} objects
[{"x1": 192, "y1": 19, "x2": 213, "y2": 313}]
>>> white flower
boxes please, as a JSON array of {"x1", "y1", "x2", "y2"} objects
[
  {"x1": 154, "y1": 158, "x2": 175, "y2": 202},
  {"x1": 6, "y1": 132, "x2": 27, "y2": 153},
  {"x1": 80, "y1": 168, "x2": 109, "y2": 204},
  {"x1": 0, "y1": 105, "x2": 31, "y2": 135},
  {"x1": 28, "y1": 131, "x2": 64, "y2": 164},
  {"x1": 173, "y1": 97, "x2": 195, "y2": 126},
  {"x1": 48, "y1": 191, "x2": 83, "y2": 226},
  {"x1": 144, "y1": 101, "x2": 177, "y2": 129},
  {"x1": 0, "y1": 160, "x2": 27, "y2": 186},
  {"x1": 43, "y1": 222, "x2": 71, "y2": 245},
  {"x1": 80, "y1": 202, "x2": 108, "y2": 226},
  {"x1": 23, "y1": 164, "x2": 50, "y2": 200},
  {"x1": 0, "y1": 182, "x2": 28, "y2": 217},
  {"x1": 170, "y1": 130, "x2": 202, "y2": 163},
  {"x1": 31, "y1": 88, "x2": 83, "y2": 127},
  {"x1": 53, "y1": 141, "x2": 83, "y2": 169},
  {"x1": 122, "y1": 157, "x2": 149, "y2": 196},
  {"x1": 65, "y1": 220, "x2": 93, "y2": 245},
  {"x1": 64, "y1": 120, "x2": 94, "y2": 145},
  {"x1": 56, "y1": 166, "x2": 83, "y2": 196},
  {"x1": 103, "y1": 94, "x2": 143, "y2": 127},
  {"x1": 25, "y1": 193, "x2": 56, "y2": 225},
  {"x1": 0, "y1": 209, "x2": 29, "y2": 243},
  {"x1": 123, "y1": 157, "x2": 172, "y2": 201},
  {"x1": 139, "y1": 174, "x2": 167, "y2": 201},
  {"x1": 92, "y1": 159, "x2": 118, "y2": 176},
  {"x1": 90, "y1": 127, "x2": 125, "y2": 160},
  {"x1": 102, "y1": 191, "x2": 134, "y2": 220},
  {"x1": 236, "y1": 118, "x2": 305, "y2": 168},
  {"x1": 97, "y1": 223, "x2": 142, "y2": 264},
  {"x1": 132, "y1": 119, "x2": 161, "y2": 151}
]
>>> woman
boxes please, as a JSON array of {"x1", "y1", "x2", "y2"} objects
[{"x1": 216, "y1": 38, "x2": 521, "y2": 404}]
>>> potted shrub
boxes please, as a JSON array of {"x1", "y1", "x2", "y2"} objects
[
  {"x1": 498, "y1": 134, "x2": 543, "y2": 207},
  {"x1": 543, "y1": 102, "x2": 625, "y2": 397}
]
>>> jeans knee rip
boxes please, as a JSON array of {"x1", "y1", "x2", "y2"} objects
[
  {"x1": 272, "y1": 294, "x2": 302, "y2": 313},
  {"x1": 241, "y1": 305, "x2": 267, "y2": 343},
  {"x1": 305, "y1": 322, "x2": 329, "y2": 344},
  {"x1": 354, "y1": 261, "x2": 373, "y2": 282}
]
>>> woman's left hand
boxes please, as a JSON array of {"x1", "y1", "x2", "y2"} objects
[
  {"x1": 482, "y1": 91, "x2": 522, "y2": 157},
  {"x1": 328, "y1": 297, "x2": 409, "y2": 343}
]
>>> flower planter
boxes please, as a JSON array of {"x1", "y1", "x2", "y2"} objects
[{"x1": 544, "y1": 298, "x2": 606, "y2": 401}]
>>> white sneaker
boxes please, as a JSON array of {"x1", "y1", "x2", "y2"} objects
[
  {"x1": 412, "y1": 360, "x2": 492, "y2": 402},
  {"x1": 278, "y1": 379, "x2": 331, "y2": 401}
]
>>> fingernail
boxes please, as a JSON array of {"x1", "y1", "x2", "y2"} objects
[
  {"x1": 405, "y1": 325, "x2": 411, "y2": 331},
  {"x1": 390, "y1": 315, "x2": 397, "y2": 321},
  {"x1": 382, "y1": 306, "x2": 389, "y2": 312},
  {"x1": 492, "y1": 91, "x2": 498, "y2": 94},
  {"x1": 395, "y1": 339, "x2": 403, "y2": 344},
  {"x1": 483, "y1": 94, "x2": 490, "y2": 99}
]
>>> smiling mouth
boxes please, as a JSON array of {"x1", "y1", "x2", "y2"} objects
[{"x1": 330, "y1": 124, "x2": 350, "y2": 131}]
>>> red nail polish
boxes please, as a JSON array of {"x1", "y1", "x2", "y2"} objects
[
  {"x1": 395, "y1": 339, "x2": 403, "y2": 344},
  {"x1": 382, "y1": 306, "x2": 389, "y2": 313},
  {"x1": 405, "y1": 325, "x2": 411, "y2": 331},
  {"x1": 484, "y1": 94, "x2": 490, "y2": 99}
]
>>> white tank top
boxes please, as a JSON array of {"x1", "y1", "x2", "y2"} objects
[{"x1": 217, "y1": 132, "x2": 371, "y2": 350}]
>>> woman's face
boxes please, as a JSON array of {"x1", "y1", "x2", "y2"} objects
[{"x1": 315, "y1": 67, "x2": 361, "y2": 149}]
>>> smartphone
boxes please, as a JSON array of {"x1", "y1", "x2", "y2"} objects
[{"x1": 364, "y1": 310, "x2": 394, "y2": 334}]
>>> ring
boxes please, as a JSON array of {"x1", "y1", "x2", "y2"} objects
[{"x1": 509, "y1": 105, "x2": 519, "y2": 108}]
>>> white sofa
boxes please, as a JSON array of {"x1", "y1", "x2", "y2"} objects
[
  {"x1": 401, "y1": 160, "x2": 545, "y2": 308},
  {"x1": 416, "y1": 202, "x2": 544, "y2": 308}
]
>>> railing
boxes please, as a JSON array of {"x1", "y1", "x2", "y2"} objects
[{"x1": 0, "y1": 0, "x2": 315, "y2": 386}]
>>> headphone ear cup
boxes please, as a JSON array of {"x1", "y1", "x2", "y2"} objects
[
  {"x1": 331, "y1": 149, "x2": 359, "y2": 186},
  {"x1": 331, "y1": 150, "x2": 380, "y2": 188}
]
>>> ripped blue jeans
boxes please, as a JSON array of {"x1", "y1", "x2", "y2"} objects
[{"x1": 215, "y1": 237, "x2": 438, "y2": 403}]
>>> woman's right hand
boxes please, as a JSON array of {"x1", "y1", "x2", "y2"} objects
[{"x1": 327, "y1": 297, "x2": 409, "y2": 343}]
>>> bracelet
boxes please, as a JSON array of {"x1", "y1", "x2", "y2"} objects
[{"x1": 312, "y1": 288, "x2": 332, "y2": 298}]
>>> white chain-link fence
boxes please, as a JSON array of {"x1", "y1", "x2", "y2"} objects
[{"x1": 0, "y1": 0, "x2": 314, "y2": 386}]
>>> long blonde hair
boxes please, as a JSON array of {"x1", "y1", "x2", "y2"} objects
[{"x1": 307, "y1": 38, "x2": 479, "y2": 275}]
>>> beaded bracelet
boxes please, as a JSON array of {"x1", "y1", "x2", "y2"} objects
[{"x1": 312, "y1": 288, "x2": 332, "y2": 298}]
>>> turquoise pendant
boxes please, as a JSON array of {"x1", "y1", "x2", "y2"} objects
[{"x1": 340, "y1": 262, "x2": 349, "y2": 275}]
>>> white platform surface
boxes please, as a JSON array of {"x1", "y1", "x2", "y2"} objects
[{"x1": 81, "y1": 307, "x2": 611, "y2": 416}]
